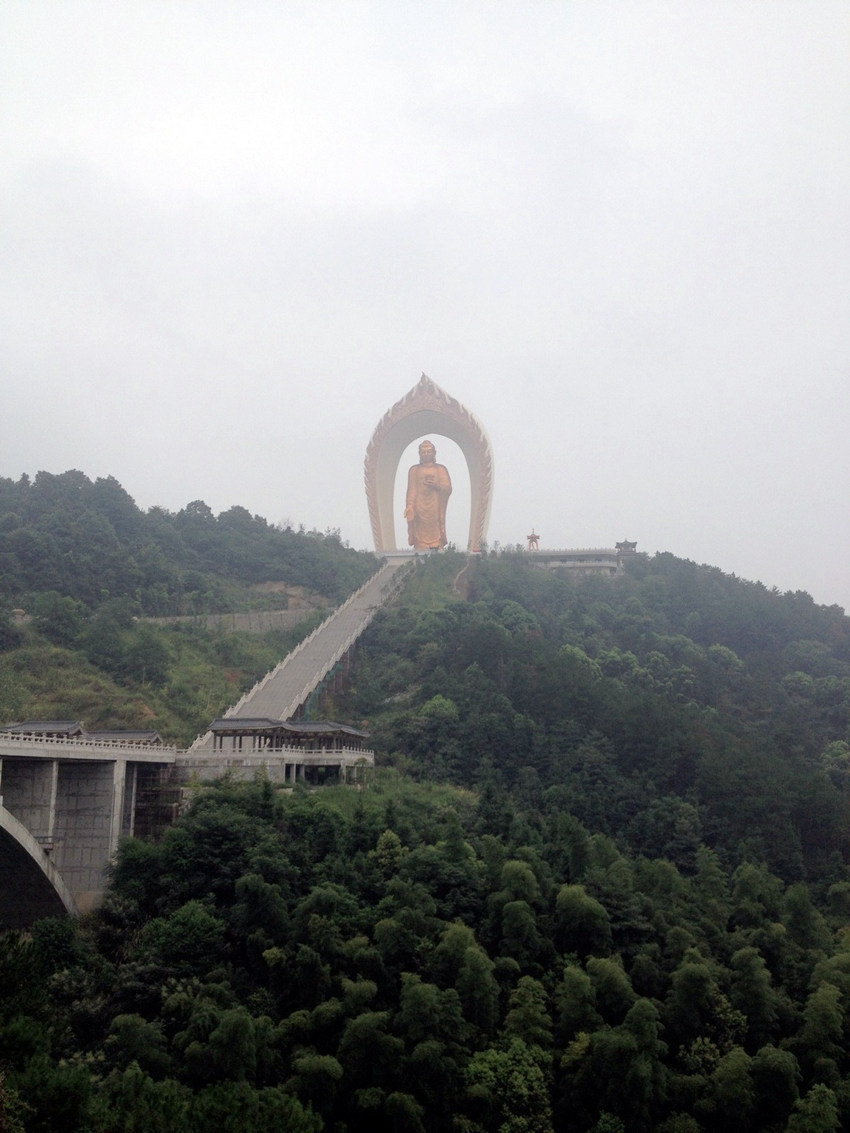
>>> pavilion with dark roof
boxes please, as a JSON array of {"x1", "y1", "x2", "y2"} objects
[{"x1": 176, "y1": 717, "x2": 374, "y2": 785}]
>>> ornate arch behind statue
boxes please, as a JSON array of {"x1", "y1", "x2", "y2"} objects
[{"x1": 365, "y1": 374, "x2": 494, "y2": 553}]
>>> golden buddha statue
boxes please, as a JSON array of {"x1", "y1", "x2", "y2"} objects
[{"x1": 404, "y1": 439, "x2": 452, "y2": 550}]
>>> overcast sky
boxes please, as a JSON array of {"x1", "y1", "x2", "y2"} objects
[{"x1": 2, "y1": 2, "x2": 848, "y2": 608}]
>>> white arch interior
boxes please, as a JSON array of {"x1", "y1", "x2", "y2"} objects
[{"x1": 371, "y1": 406, "x2": 490, "y2": 551}]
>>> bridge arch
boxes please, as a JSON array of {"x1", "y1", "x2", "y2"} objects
[
  {"x1": 0, "y1": 807, "x2": 77, "y2": 928},
  {"x1": 365, "y1": 374, "x2": 493, "y2": 553}
]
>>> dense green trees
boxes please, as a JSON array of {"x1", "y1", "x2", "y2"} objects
[
  {"x1": 5, "y1": 506, "x2": 850, "y2": 1126},
  {"x1": 349, "y1": 552, "x2": 850, "y2": 884},
  {"x1": 0, "y1": 470, "x2": 375, "y2": 618},
  {"x1": 4, "y1": 769, "x2": 850, "y2": 1130}
]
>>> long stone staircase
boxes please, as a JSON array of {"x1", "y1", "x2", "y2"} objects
[{"x1": 187, "y1": 556, "x2": 412, "y2": 753}]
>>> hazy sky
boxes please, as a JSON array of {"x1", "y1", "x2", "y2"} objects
[{"x1": 2, "y1": 2, "x2": 849, "y2": 608}]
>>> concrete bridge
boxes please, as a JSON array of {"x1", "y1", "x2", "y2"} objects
[
  {"x1": 0, "y1": 557, "x2": 413, "y2": 928},
  {"x1": 0, "y1": 733, "x2": 179, "y2": 925}
]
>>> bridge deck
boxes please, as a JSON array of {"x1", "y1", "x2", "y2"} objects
[{"x1": 0, "y1": 734, "x2": 178, "y2": 762}]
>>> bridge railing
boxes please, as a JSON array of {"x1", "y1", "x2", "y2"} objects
[
  {"x1": 0, "y1": 733, "x2": 180, "y2": 758},
  {"x1": 175, "y1": 745, "x2": 375, "y2": 783},
  {"x1": 504, "y1": 546, "x2": 622, "y2": 555},
  {"x1": 191, "y1": 744, "x2": 374, "y2": 759}
]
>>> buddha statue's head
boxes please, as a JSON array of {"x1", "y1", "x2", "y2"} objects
[{"x1": 419, "y1": 440, "x2": 437, "y2": 464}]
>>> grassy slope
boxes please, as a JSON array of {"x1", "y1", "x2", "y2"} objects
[{"x1": 0, "y1": 613, "x2": 325, "y2": 746}]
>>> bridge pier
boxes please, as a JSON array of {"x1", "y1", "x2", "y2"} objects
[
  {"x1": 54, "y1": 760, "x2": 127, "y2": 912},
  {"x1": 1, "y1": 756, "x2": 132, "y2": 913},
  {"x1": 0, "y1": 740, "x2": 178, "y2": 925}
]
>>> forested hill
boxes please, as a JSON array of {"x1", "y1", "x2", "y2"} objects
[
  {"x1": 347, "y1": 551, "x2": 850, "y2": 884},
  {"x1": 0, "y1": 469, "x2": 376, "y2": 615},
  {"x1": 0, "y1": 469, "x2": 376, "y2": 741},
  {"x1": 6, "y1": 540, "x2": 850, "y2": 1129}
]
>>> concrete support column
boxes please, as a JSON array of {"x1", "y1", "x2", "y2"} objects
[
  {"x1": 1, "y1": 758, "x2": 59, "y2": 842},
  {"x1": 47, "y1": 761, "x2": 58, "y2": 840},
  {"x1": 121, "y1": 763, "x2": 138, "y2": 838},
  {"x1": 53, "y1": 761, "x2": 119, "y2": 914},
  {"x1": 109, "y1": 759, "x2": 127, "y2": 857}
]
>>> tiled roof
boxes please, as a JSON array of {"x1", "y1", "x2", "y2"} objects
[
  {"x1": 1, "y1": 720, "x2": 86, "y2": 735},
  {"x1": 209, "y1": 718, "x2": 369, "y2": 739}
]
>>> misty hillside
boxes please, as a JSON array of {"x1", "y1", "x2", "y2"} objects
[
  {"x1": 4, "y1": 542, "x2": 850, "y2": 1129},
  {"x1": 0, "y1": 470, "x2": 377, "y2": 742},
  {"x1": 0, "y1": 469, "x2": 376, "y2": 616},
  {"x1": 5, "y1": 477, "x2": 850, "y2": 1129},
  {"x1": 344, "y1": 552, "x2": 850, "y2": 885},
  {"x1": 1, "y1": 470, "x2": 848, "y2": 833}
]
